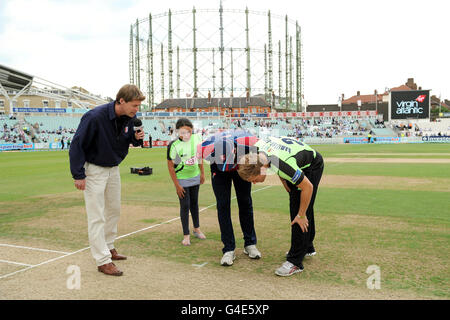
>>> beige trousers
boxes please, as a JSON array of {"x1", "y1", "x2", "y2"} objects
[{"x1": 83, "y1": 162, "x2": 121, "y2": 266}]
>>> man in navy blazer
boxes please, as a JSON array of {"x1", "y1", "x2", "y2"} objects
[{"x1": 69, "y1": 84, "x2": 145, "y2": 276}]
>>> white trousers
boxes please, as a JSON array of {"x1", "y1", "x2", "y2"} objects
[{"x1": 83, "y1": 162, "x2": 121, "y2": 266}]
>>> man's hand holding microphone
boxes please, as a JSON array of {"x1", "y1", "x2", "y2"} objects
[
  {"x1": 133, "y1": 118, "x2": 145, "y2": 146},
  {"x1": 74, "y1": 118, "x2": 145, "y2": 191}
]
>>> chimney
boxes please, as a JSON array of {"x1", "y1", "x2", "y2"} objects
[
  {"x1": 357, "y1": 91, "x2": 360, "y2": 96},
  {"x1": 341, "y1": 93, "x2": 344, "y2": 100},
  {"x1": 406, "y1": 78, "x2": 417, "y2": 90}
]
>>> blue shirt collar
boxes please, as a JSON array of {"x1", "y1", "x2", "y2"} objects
[
  {"x1": 108, "y1": 100, "x2": 136, "y2": 121},
  {"x1": 108, "y1": 101, "x2": 118, "y2": 120}
]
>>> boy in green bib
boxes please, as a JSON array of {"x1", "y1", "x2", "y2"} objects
[{"x1": 167, "y1": 118, "x2": 206, "y2": 246}]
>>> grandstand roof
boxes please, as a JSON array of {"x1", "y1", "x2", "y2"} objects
[
  {"x1": 0, "y1": 64, "x2": 108, "y2": 111},
  {"x1": 155, "y1": 97, "x2": 271, "y2": 109},
  {"x1": 0, "y1": 64, "x2": 34, "y2": 91}
]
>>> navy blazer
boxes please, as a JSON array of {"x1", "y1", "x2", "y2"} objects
[{"x1": 69, "y1": 101, "x2": 140, "y2": 179}]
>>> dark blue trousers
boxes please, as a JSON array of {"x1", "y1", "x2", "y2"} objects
[{"x1": 210, "y1": 165, "x2": 257, "y2": 253}]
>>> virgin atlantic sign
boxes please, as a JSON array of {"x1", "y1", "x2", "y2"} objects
[{"x1": 391, "y1": 90, "x2": 430, "y2": 119}]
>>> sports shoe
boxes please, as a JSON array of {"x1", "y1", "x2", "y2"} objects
[
  {"x1": 275, "y1": 261, "x2": 304, "y2": 277},
  {"x1": 221, "y1": 251, "x2": 236, "y2": 266},
  {"x1": 285, "y1": 249, "x2": 316, "y2": 258},
  {"x1": 243, "y1": 245, "x2": 261, "y2": 259},
  {"x1": 305, "y1": 246, "x2": 316, "y2": 257}
]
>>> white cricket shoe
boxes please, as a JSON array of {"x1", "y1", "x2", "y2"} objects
[
  {"x1": 275, "y1": 261, "x2": 304, "y2": 277},
  {"x1": 221, "y1": 251, "x2": 236, "y2": 266},
  {"x1": 243, "y1": 245, "x2": 261, "y2": 259}
]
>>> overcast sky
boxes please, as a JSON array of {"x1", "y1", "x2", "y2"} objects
[{"x1": 0, "y1": 0, "x2": 449, "y2": 104}]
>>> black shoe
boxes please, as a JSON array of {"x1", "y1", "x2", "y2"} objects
[
  {"x1": 285, "y1": 247, "x2": 316, "y2": 258},
  {"x1": 305, "y1": 246, "x2": 316, "y2": 257}
]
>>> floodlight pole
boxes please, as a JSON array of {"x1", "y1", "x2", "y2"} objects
[
  {"x1": 230, "y1": 48, "x2": 234, "y2": 97},
  {"x1": 135, "y1": 18, "x2": 140, "y2": 89},
  {"x1": 245, "y1": 7, "x2": 251, "y2": 96},
  {"x1": 219, "y1": 2, "x2": 224, "y2": 98},
  {"x1": 212, "y1": 48, "x2": 216, "y2": 97},
  {"x1": 268, "y1": 11, "x2": 273, "y2": 102},
  {"x1": 278, "y1": 40, "x2": 282, "y2": 108},
  {"x1": 160, "y1": 43, "x2": 164, "y2": 102},
  {"x1": 176, "y1": 46, "x2": 180, "y2": 98},
  {"x1": 149, "y1": 14, "x2": 154, "y2": 110},
  {"x1": 146, "y1": 38, "x2": 151, "y2": 111},
  {"x1": 295, "y1": 22, "x2": 300, "y2": 112},
  {"x1": 168, "y1": 9, "x2": 173, "y2": 99},
  {"x1": 264, "y1": 44, "x2": 268, "y2": 100},
  {"x1": 285, "y1": 15, "x2": 289, "y2": 109},
  {"x1": 289, "y1": 36, "x2": 293, "y2": 108},
  {"x1": 129, "y1": 24, "x2": 134, "y2": 85},
  {"x1": 193, "y1": 7, "x2": 198, "y2": 98}
]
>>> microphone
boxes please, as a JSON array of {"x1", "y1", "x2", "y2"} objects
[{"x1": 133, "y1": 118, "x2": 144, "y2": 147}]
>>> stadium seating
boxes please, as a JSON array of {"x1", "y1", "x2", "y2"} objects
[
  {"x1": 2, "y1": 114, "x2": 448, "y2": 147},
  {"x1": 416, "y1": 119, "x2": 450, "y2": 136}
]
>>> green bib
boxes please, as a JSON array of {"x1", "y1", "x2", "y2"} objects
[
  {"x1": 256, "y1": 136, "x2": 316, "y2": 185},
  {"x1": 167, "y1": 133, "x2": 201, "y2": 180}
]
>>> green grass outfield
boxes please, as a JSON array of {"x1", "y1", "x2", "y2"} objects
[{"x1": 0, "y1": 143, "x2": 449, "y2": 298}]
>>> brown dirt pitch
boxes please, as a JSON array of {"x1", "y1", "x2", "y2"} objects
[{"x1": 0, "y1": 204, "x2": 425, "y2": 300}]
